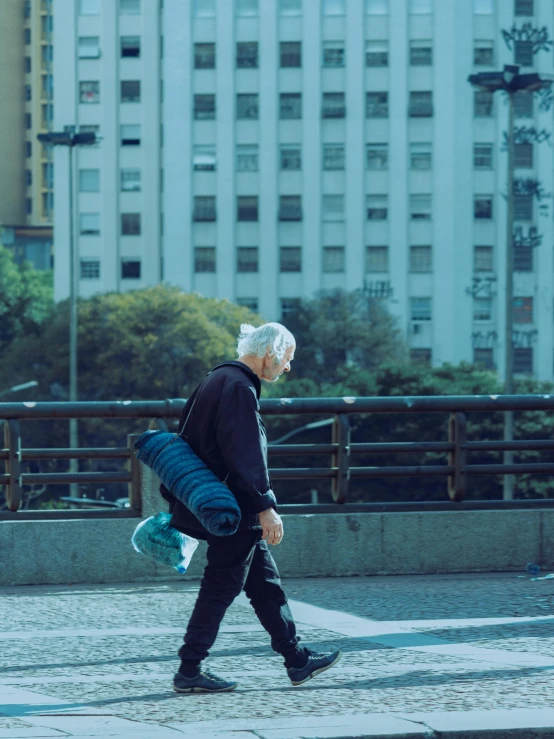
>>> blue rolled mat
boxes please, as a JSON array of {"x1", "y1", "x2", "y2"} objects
[{"x1": 134, "y1": 430, "x2": 241, "y2": 536}]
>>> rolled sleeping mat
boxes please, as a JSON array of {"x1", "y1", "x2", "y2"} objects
[{"x1": 134, "y1": 430, "x2": 241, "y2": 536}]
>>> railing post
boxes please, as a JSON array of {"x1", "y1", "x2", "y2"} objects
[
  {"x1": 4, "y1": 420, "x2": 22, "y2": 511},
  {"x1": 448, "y1": 412, "x2": 467, "y2": 502},
  {"x1": 127, "y1": 434, "x2": 142, "y2": 512},
  {"x1": 332, "y1": 414, "x2": 350, "y2": 503}
]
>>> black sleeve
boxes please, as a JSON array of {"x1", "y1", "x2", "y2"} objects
[{"x1": 216, "y1": 385, "x2": 276, "y2": 513}]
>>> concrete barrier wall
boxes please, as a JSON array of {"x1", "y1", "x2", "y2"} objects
[{"x1": 1, "y1": 466, "x2": 552, "y2": 586}]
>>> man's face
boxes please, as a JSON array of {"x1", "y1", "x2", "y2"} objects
[{"x1": 261, "y1": 345, "x2": 295, "y2": 383}]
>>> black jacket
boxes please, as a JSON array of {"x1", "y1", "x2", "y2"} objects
[{"x1": 162, "y1": 361, "x2": 276, "y2": 537}]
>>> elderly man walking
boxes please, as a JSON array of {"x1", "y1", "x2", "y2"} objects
[{"x1": 163, "y1": 322, "x2": 341, "y2": 693}]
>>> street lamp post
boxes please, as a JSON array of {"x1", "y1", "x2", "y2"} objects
[
  {"x1": 468, "y1": 66, "x2": 552, "y2": 500},
  {"x1": 37, "y1": 127, "x2": 98, "y2": 494}
]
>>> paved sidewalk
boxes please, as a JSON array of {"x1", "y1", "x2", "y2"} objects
[{"x1": 0, "y1": 573, "x2": 553, "y2": 738}]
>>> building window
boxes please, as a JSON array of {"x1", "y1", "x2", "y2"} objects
[
  {"x1": 280, "y1": 247, "x2": 301, "y2": 272},
  {"x1": 237, "y1": 297, "x2": 259, "y2": 311},
  {"x1": 474, "y1": 196, "x2": 493, "y2": 219},
  {"x1": 25, "y1": 113, "x2": 32, "y2": 130},
  {"x1": 323, "y1": 0, "x2": 345, "y2": 14},
  {"x1": 474, "y1": 348, "x2": 495, "y2": 369},
  {"x1": 121, "y1": 259, "x2": 141, "y2": 279},
  {"x1": 366, "y1": 246, "x2": 388, "y2": 272},
  {"x1": 280, "y1": 0, "x2": 302, "y2": 14},
  {"x1": 237, "y1": 42, "x2": 258, "y2": 69},
  {"x1": 121, "y1": 36, "x2": 140, "y2": 58},
  {"x1": 121, "y1": 80, "x2": 140, "y2": 103},
  {"x1": 410, "y1": 245, "x2": 432, "y2": 272},
  {"x1": 195, "y1": 247, "x2": 216, "y2": 272},
  {"x1": 237, "y1": 0, "x2": 258, "y2": 15},
  {"x1": 514, "y1": 246, "x2": 533, "y2": 271},
  {"x1": 120, "y1": 0, "x2": 140, "y2": 12},
  {"x1": 78, "y1": 36, "x2": 100, "y2": 58},
  {"x1": 474, "y1": 144, "x2": 493, "y2": 169},
  {"x1": 322, "y1": 93, "x2": 345, "y2": 119},
  {"x1": 514, "y1": 40, "x2": 534, "y2": 66},
  {"x1": 193, "y1": 196, "x2": 216, "y2": 222},
  {"x1": 515, "y1": 0, "x2": 533, "y2": 15},
  {"x1": 409, "y1": 91, "x2": 433, "y2": 117},
  {"x1": 411, "y1": 0, "x2": 432, "y2": 11},
  {"x1": 194, "y1": 0, "x2": 215, "y2": 16},
  {"x1": 280, "y1": 93, "x2": 302, "y2": 119},
  {"x1": 410, "y1": 195, "x2": 432, "y2": 220},
  {"x1": 80, "y1": 259, "x2": 100, "y2": 279},
  {"x1": 474, "y1": 90, "x2": 493, "y2": 117},
  {"x1": 280, "y1": 145, "x2": 302, "y2": 170},
  {"x1": 366, "y1": 92, "x2": 388, "y2": 118},
  {"x1": 194, "y1": 94, "x2": 216, "y2": 120},
  {"x1": 410, "y1": 143, "x2": 432, "y2": 170},
  {"x1": 367, "y1": 195, "x2": 388, "y2": 220},
  {"x1": 121, "y1": 213, "x2": 141, "y2": 235},
  {"x1": 366, "y1": 0, "x2": 388, "y2": 11},
  {"x1": 514, "y1": 297, "x2": 533, "y2": 323},
  {"x1": 515, "y1": 143, "x2": 533, "y2": 168},
  {"x1": 514, "y1": 92, "x2": 533, "y2": 118},
  {"x1": 80, "y1": 0, "x2": 99, "y2": 13},
  {"x1": 281, "y1": 298, "x2": 301, "y2": 320},
  {"x1": 410, "y1": 41, "x2": 433, "y2": 66},
  {"x1": 80, "y1": 81, "x2": 100, "y2": 104},
  {"x1": 323, "y1": 42, "x2": 345, "y2": 67},
  {"x1": 121, "y1": 124, "x2": 140, "y2": 146},
  {"x1": 474, "y1": 245, "x2": 493, "y2": 272},
  {"x1": 195, "y1": 43, "x2": 215, "y2": 69},
  {"x1": 323, "y1": 144, "x2": 345, "y2": 170},
  {"x1": 514, "y1": 347, "x2": 533, "y2": 374},
  {"x1": 473, "y1": 297, "x2": 492, "y2": 321},
  {"x1": 322, "y1": 246, "x2": 345, "y2": 273},
  {"x1": 24, "y1": 28, "x2": 31, "y2": 44},
  {"x1": 279, "y1": 195, "x2": 302, "y2": 221},
  {"x1": 322, "y1": 195, "x2": 345, "y2": 221},
  {"x1": 25, "y1": 141, "x2": 32, "y2": 158},
  {"x1": 366, "y1": 144, "x2": 388, "y2": 170},
  {"x1": 24, "y1": 84, "x2": 31, "y2": 101},
  {"x1": 121, "y1": 168, "x2": 141, "y2": 192},
  {"x1": 193, "y1": 144, "x2": 217, "y2": 171},
  {"x1": 474, "y1": 40, "x2": 494, "y2": 66},
  {"x1": 474, "y1": 0, "x2": 494, "y2": 11},
  {"x1": 79, "y1": 169, "x2": 100, "y2": 192},
  {"x1": 411, "y1": 349, "x2": 432, "y2": 365},
  {"x1": 515, "y1": 194, "x2": 533, "y2": 221},
  {"x1": 24, "y1": 56, "x2": 31, "y2": 73},
  {"x1": 237, "y1": 144, "x2": 258, "y2": 171},
  {"x1": 280, "y1": 42, "x2": 301, "y2": 67},
  {"x1": 237, "y1": 247, "x2": 259, "y2": 272},
  {"x1": 25, "y1": 197, "x2": 32, "y2": 214},
  {"x1": 237, "y1": 196, "x2": 258, "y2": 221},
  {"x1": 237, "y1": 94, "x2": 259, "y2": 119},
  {"x1": 80, "y1": 213, "x2": 100, "y2": 235},
  {"x1": 365, "y1": 40, "x2": 388, "y2": 67},
  {"x1": 411, "y1": 297, "x2": 432, "y2": 321},
  {"x1": 25, "y1": 170, "x2": 32, "y2": 187}
]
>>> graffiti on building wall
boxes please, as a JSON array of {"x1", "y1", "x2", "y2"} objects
[
  {"x1": 472, "y1": 331, "x2": 498, "y2": 349},
  {"x1": 502, "y1": 23, "x2": 553, "y2": 55},
  {"x1": 512, "y1": 329, "x2": 538, "y2": 348},
  {"x1": 466, "y1": 276, "x2": 497, "y2": 298},
  {"x1": 513, "y1": 226, "x2": 542, "y2": 249}
]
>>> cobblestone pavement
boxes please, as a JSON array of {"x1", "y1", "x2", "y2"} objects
[{"x1": 0, "y1": 573, "x2": 553, "y2": 738}]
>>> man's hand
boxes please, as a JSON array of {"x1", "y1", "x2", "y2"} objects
[{"x1": 259, "y1": 508, "x2": 284, "y2": 545}]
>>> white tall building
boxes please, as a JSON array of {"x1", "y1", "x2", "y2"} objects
[{"x1": 54, "y1": 0, "x2": 554, "y2": 380}]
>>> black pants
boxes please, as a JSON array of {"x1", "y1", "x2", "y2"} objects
[{"x1": 179, "y1": 529, "x2": 305, "y2": 669}]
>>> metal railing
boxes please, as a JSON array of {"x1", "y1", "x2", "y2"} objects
[{"x1": 3, "y1": 394, "x2": 554, "y2": 517}]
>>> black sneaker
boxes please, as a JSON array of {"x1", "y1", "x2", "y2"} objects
[
  {"x1": 287, "y1": 650, "x2": 342, "y2": 686},
  {"x1": 173, "y1": 668, "x2": 238, "y2": 693}
]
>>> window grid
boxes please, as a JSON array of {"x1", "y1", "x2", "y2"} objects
[
  {"x1": 121, "y1": 169, "x2": 141, "y2": 192},
  {"x1": 366, "y1": 144, "x2": 388, "y2": 170},
  {"x1": 194, "y1": 94, "x2": 216, "y2": 120},
  {"x1": 237, "y1": 196, "x2": 259, "y2": 222},
  {"x1": 280, "y1": 93, "x2": 302, "y2": 119},
  {"x1": 474, "y1": 197, "x2": 493, "y2": 220},
  {"x1": 514, "y1": 347, "x2": 533, "y2": 374},
  {"x1": 80, "y1": 81, "x2": 99, "y2": 104},
  {"x1": 474, "y1": 90, "x2": 493, "y2": 117},
  {"x1": 410, "y1": 246, "x2": 432, "y2": 272},
  {"x1": 194, "y1": 144, "x2": 217, "y2": 171},
  {"x1": 80, "y1": 213, "x2": 100, "y2": 235},
  {"x1": 474, "y1": 348, "x2": 495, "y2": 370},
  {"x1": 237, "y1": 94, "x2": 259, "y2": 119},
  {"x1": 367, "y1": 195, "x2": 388, "y2": 220},
  {"x1": 121, "y1": 213, "x2": 141, "y2": 235},
  {"x1": 474, "y1": 144, "x2": 493, "y2": 169},
  {"x1": 280, "y1": 247, "x2": 302, "y2": 272},
  {"x1": 474, "y1": 246, "x2": 494, "y2": 272},
  {"x1": 322, "y1": 93, "x2": 345, "y2": 119},
  {"x1": 514, "y1": 194, "x2": 533, "y2": 221},
  {"x1": 514, "y1": 143, "x2": 533, "y2": 168},
  {"x1": 193, "y1": 196, "x2": 216, "y2": 222},
  {"x1": 121, "y1": 260, "x2": 141, "y2": 279},
  {"x1": 323, "y1": 144, "x2": 345, "y2": 171},
  {"x1": 366, "y1": 40, "x2": 388, "y2": 66},
  {"x1": 194, "y1": 247, "x2": 216, "y2": 273},
  {"x1": 474, "y1": 41, "x2": 494, "y2": 66},
  {"x1": 237, "y1": 145, "x2": 258, "y2": 171},
  {"x1": 365, "y1": 246, "x2": 388, "y2": 272},
  {"x1": 80, "y1": 259, "x2": 100, "y2": 279},
  {"x1": 280, "y1": 145, "x2": 301, "y2": 170},
  {"x1": 281, "y1": 298, "x2": 301, "y2": 320},
  {"x1": 280, "y1": 41, "x2": 301, "y2": 67},
  {"x1": 513, "y1": 297, "x2": 533, "y2": 323},
  {"x1": 194, "y1": 42, "x2": 215, "y2": 69},
  {"x1": 411, "y1": 297, "x2": 432, "y2": 321},
  {"x1": 279, "y1": 196, "x2": 302, "y2": 221},
  {"x1": 514, "y1": 92, "x2": 533, "y2": 118},
  {"x1": 121, "y1": 124, "x2": 140, "y2": 146},
  {"x1": 514, "y1": 40, "x2": 534, "y2": 66},
  {"x1": 366, "y1": 92, "x2": 388, "y2": 118},
  {"x1": 410, "y1": 195, "x2": 432, "y2": 220},
  {"x1": 323, "y1": 246, "x2": 345, "y2": 273},
  {"x1": 322, "y1": 195, "x2": 345, "y2": 221},
  {"x1": 121, "y1": 80, "x2": 140, "y2": 103},
  {"x1": 514, "y1": 246, "x2": 533, "y2": 271},
  {"x1": 121, "y1": 36, "x2": 140, "y2": 57},
  {"x1": 237, "y1": 42, "x2": 258, "y2": 69},
  {"x1": 410, "y1": 42, "x2": 433, "y2": 66},
  {"x1": 474, "y1": 297, "x2": 492, "y2": 321},
  {"x1": 323, "y1": 43, "x2": 345, "y2": 67},
  {"x1": 237, "y1": 247, "x2": 259, "y2": 272},
  {"x1": 515, "y1": 0, "x2": 533, "y2": 15},
  {"x1": 410, "y1": 144, "x2": 432, "y2": 170},
  {"x1": 409, "y1": 91, "x2": 433, "y2": 117}
]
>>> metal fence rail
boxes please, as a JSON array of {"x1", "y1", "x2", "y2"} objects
[{"x1": 2, "y1": 394, "x2": 554, "y2": 515}]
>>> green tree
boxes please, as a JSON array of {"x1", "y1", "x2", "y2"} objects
[{"x1": 0, "y1": 245, "x2": 53, "y2": 354}]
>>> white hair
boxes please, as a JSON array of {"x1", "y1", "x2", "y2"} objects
[{"x1": 237, "y1": 322, "x2": 295, "y2": 362}]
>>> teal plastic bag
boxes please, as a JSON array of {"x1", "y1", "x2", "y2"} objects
[{"x1": 131, "y1": 512, "x2": 199, "y2": 573}]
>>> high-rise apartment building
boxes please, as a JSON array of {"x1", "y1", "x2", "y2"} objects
[
  {"x1": 0, "y1": 0, "x2": 54, "y2": 269},
  {"x1": 53, "y1": 0, "x2": 554, "y2": 381}
]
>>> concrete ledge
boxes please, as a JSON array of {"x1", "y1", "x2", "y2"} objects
[{"x1": 1, "y1": 506, "x2": 552, "y2": 586}]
